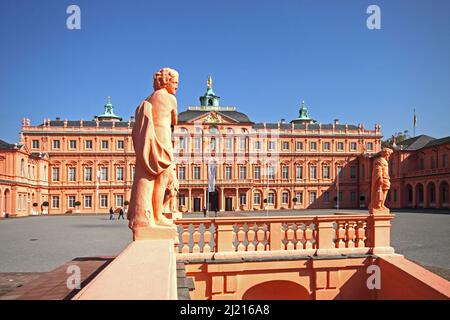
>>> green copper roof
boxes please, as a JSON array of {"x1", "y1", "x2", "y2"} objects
[
  {"x1": 96, "y1": 96, "x2": 122, "y2": 121},
  {"x1": 200, "y1": 76, "x2": 220, "y2": 107},
  {"x1": 298, "y1": 101, "x2": 311, "y2": 120}
]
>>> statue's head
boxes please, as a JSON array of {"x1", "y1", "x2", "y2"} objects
[
  {"x1": 380, "y1": 148, "x2": 394, "y2": 159},
  {"x1": 153, "y1": 68, "x2": 179, "y2": 94}
]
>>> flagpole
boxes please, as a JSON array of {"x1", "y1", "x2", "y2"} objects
[{"x1": 413, "y1": 108, "x2": 416, "y2": 137}]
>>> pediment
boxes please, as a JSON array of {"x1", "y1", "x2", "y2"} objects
[{"x1": 188, "y1": 111, "x2": 239, "y2": 125}]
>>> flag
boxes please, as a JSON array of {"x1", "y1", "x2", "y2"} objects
[
  {"x1": 414, "y1": 109, "x2": 417, "y2": 128},
  {"x1": 208, "y1": 162, "x2": 217, "y2": 192}
]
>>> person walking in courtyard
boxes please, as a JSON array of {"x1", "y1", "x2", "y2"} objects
[
  {"x1": 109, "y1": 207, "x2": 114, "y2": 220},
  {"x1": 118, "y1": 208, "x2": 125, "y2": 220}
]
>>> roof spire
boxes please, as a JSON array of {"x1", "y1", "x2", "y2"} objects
[{"x1": 207, "y1": 75, "x2": 212, "y2": 89}]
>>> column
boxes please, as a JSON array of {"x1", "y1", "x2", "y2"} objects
[
  {"x1": 220, "y1": 188, "x2": 224, "y2": 212},
  {"x1": 188, "y1": 188, "x2": 192, "y2": 213},
  {"x1": 235, "y1": 188, "x2": 239, "y2": 211}
]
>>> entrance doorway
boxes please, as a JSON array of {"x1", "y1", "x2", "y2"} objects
[
  {"x1": 193, "y1": 198, "x2": 201, "y2": 212},
  {"x1": 208, "y1": 190, "x2": 219, "y2": 212},
  {"x1": 225, "y1": 197, "x2": 233, "y2": 211}
]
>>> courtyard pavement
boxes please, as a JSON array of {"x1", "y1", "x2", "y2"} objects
[{"x1": 0, "y1": 209, "x2": 449, "y2": 280}]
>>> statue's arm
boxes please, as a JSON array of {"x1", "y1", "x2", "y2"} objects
[{"x1": 134, "y1": 101, "x2": 158, "y2": 177}]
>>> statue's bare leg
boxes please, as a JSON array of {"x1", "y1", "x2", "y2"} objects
[{"x1": 153, "y1": 169, "x2": 173, "y2": 226}]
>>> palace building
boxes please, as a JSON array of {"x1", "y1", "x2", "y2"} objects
[{"x1": 1, "y1": 78, "x2": 449, "y2": 216}]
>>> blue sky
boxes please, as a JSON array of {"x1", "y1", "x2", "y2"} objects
[{"x1": 0, "y1": 0, "x2": 449, "y2": 143}]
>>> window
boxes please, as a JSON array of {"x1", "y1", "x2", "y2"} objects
[
  {"x1": 254, "y1": 166, "x2": 261, "y2": 180},
  {"x1": 324, "y1": 191, "x2": 330, "y2": 202},
  {"x1": 68, "y1": 167, "x2": 76, "y2": 182},
  {"x1": 178, "y1": 194, "x2": 186, "y2": 207},
  {"x1": 52, "y1": 196, "x2": 60, "y2": 209},
  {"x1": 193, "y1": 166, "x2": 200, "y2": 180},
  {"x1": 350, "y1": 142, "x2": 357, "y2": 151},
  {"x1": 131, "y1": 166, "x2": 135, "y2": 181},
  {"x1": 52, "y1": 167, "x2": 60, "y2": 181},
  {"x1": 323, "y1": 142, "x2": 331, "y2": 151},
  {"x1": 268, "y1": 166, "x2": 275, "y2": 180},
  {"x1": 268, "y1": 141, "x2": 276, "y2": 150},
  {"x1": 117, "y1": 140, "x2": 125, "y2": 150},
  {"x1": 296, "y1": 141, "x2": 303, "y2": 150},
  {"x1": 339, "y1": 192, "x2": 344, "y2": 202},
  {"x1": 239, "y1": 194, "x2": 246, "y2": 205},
  {"x1": 225, "y1": 138, "x2": 232, "y2": 151},
  {"x1": 367, "y1": 142, "x2": 373, "y2": 151},
  {"x1": 419, "y1": 158, "x2": 425, "y2": 170},
  {"x1": 350, "y1": 166, "x2": 357, "y2": 179},
  {"x1": 100, "y1": 195, "x2": 108, "y2": 208},
  {"x1": 32, "y1": 140, "x2": 40, "y2": 149},
  {"x1": 84, "y1": 195, "x2": 92, "y2": 208},
  {"x1": 239, "y1": 166, "x2": 247, "y2": 179},
  {"x1": 101, "y1": 140, "x2": 109, "y2": 149},
  {"x1": 84, "y1": 167, "x2": 93, "y2": 181},
  {"x1": 337, "y1": 142, "x2": 344, "y2": 151},
  {"x1": 116, "y1": 195, "x2": 124, "y2": 207},
  {"x1": 267, "y1": 192, "x2": 275, "y2": 205},
  {"x1": 69, "y1": 140, "x2": 77, "y2": 149},
  {"x1": 178, "y1": 167, "x2": 186, "y2": 180},
  {"x1": 68, "y1": 196, "x2": 76, "y2": 208},
  {"x1": 393, "y1": 189, "x2": 398, "y2": 202},
  {"x1": 225, "y1": 166, "x2": 232, "y2": 180},
  {"x1": 295, "y1": 192, "x2": 303, "y2": 203},
  {"x1": 194, "y1": 137, "x2": 201, "y2": 151},
  {"x1": 443, "y1": 154, "x2": 449, "y2": 168},
  {"x1": 351, "y1": 192, "x2": 357, "y2": 202},
  {"x1": 361, "y1": 164, "x2": 366, "y2": 179},
  {"x1": 179, "y1": 137, "x2": 186, "y2": 150},
  {"x1": 253, "y1": 192, "x2": 261, "y2": 205},
  {"x1": 101, "y1": 167, "x2": 108, "y2": 181},
  {"x1": 431, "y1": 156, "x2": 437, "y2": 169},
  {"x1": 52, "y1": 140, "x2": 60, "y2": 149},
  {"x1": 239, "y1": 138, "x2": 246, "y2": 151},
  {"x1": 282, "y1": 192, "x2": 289, "y2": 204},
  {"x1": 323, "y1": 165, "x2": 330, "y2": 179},
  {"x1": 310, "y1": 192, "x2": 317, "y2": 204},
  {"x1": 296, "y1": 166, "x2": 303, "y2": 180},
  {"x1": 282, "y1": 166, "x2": 289, "y2": 180},
  {"x1": 255, "y1": 141, "x2": 261, "y2": 150},
  {"x1": 116, "y1": 167, "x2": 124, "y2": 181},
  {"x1": 283, "y1": 141, "x2": 289, "y2": 150},
  {"x1": 85, "y1": 140, "x2": 93, "y2": 149},
  {"x1": 210, "y1": 137, "x2": 216, "y2": 151},
  {"x1": 310, "y1": 142, "x2": 317, "y2": 151},
  {"x1": 310, "y1": 165, "x2": 317, "y2": 180}
]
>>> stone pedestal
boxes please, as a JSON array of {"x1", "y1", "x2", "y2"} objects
[{"x1": 73, "y1": 240, "x2": 178, "y2": 300}]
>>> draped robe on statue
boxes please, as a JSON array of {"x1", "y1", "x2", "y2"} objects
[{"x1": 127, "y1": 100, "x2": 173, "y2": 228}]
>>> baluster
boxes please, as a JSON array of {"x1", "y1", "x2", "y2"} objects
[
  {"x1": 256, "y1": 226, "x2": 266, "y2": 251},
  {"x1": 304, "y1": 223, "x2": 313, "y2": 249},
  {"x1": 346, "y1": 221, "x2": 356, "y2": 248},
  {"x1": 356, "y1": 221, "x2": 367, "y2": 247},
  {"x1": 286, "y1": 224, "x2": 295, "y2": 250},
  {"x1": 203, "y1": 224, "x2": 212, "y2": 252},
  {"x1": 237, "y1": 224, "x2": 246, "y2": 251},
  {"x1": 181, "y1": 225, "x2": 190, "y2": 253},
  {"x1": 335, "y1": 222, "x2": 346, "y2": 248},
  {"x1": 192, "y1": 226, "x2": 201, "y2": 253},
  {"x1": 295, "y1": 224, "x2": 304, "y2": 250},
  {"x1": 247, "y1": 223, "x2": 257, "y2": 251}
]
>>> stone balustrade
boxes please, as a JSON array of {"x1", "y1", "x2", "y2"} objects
[{"x1": 175, "y1": 214, "x2": 394, "y2": 260}]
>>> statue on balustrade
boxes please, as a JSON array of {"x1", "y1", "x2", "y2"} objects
[
  {"x1": 369, "y1": 148, "x2": 394, "y2": 214},
  {"x1": 127, "y1": 67, "x2": 179, "y2": 240}
]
